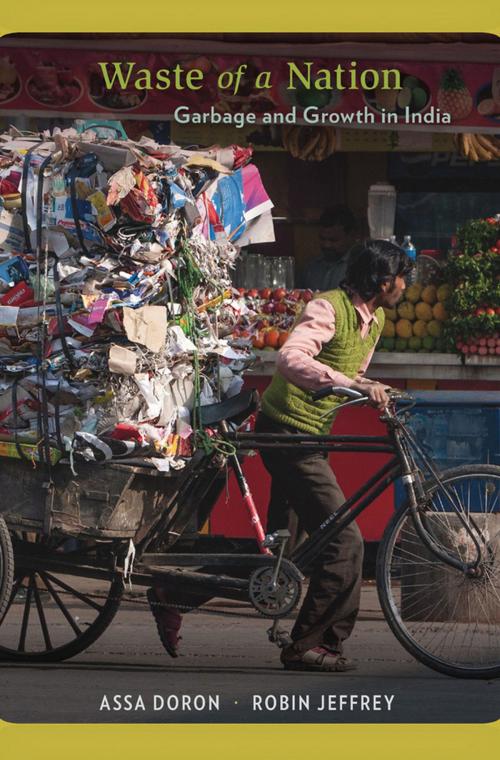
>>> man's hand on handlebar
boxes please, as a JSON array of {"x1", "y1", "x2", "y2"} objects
[
  {"x1": 351, "y1": 381, "x2": 391, "y2": 411},
  {"x1": 311, "y1": 385, "x2": 412, "y2": 410}
]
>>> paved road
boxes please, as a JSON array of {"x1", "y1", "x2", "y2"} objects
[{"x1": 1, "y1": 583, "x2": 499, "y2": 724}]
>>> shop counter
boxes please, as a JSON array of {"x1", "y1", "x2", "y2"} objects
[{"x1": 246, "y1": 351, "x2": 500, "y2": 382}]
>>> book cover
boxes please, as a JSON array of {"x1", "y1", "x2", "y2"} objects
[{"x1": 0, "y1": 4, "x2": 499, "y2": 759}]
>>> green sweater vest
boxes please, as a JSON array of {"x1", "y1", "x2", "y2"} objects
[{"x1": 261, "y1": 289, "x2": 385, "y2": 435}]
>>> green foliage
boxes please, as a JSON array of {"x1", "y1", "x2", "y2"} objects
[
  {"x1": 445, "y1": 252, "x2": 500, "y2": 312},
  {"x1": 444, "y1": 217, "x2": 500, "y2": 355},
  {"x1": 456, "y1": 218, "x2": 500, "y2": 255}
]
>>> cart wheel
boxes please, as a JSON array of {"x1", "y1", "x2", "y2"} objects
[
  {"x1": 0, "y1": 533, "x2": 123, "y2": 662},
  {"x1": 0, "y1": 517, "x2": 14, "y2": 624}
]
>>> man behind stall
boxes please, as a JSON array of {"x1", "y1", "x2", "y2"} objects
[
  {"x1": 256, "y1": 239, "x2": 412, "y2": 672},
  {"x1": 302, "y1": 205, "x2": 359, "y2": 291}
]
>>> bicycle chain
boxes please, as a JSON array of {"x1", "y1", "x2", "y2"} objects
[{"x1": 16, "y1": 582, "x2": 267, "y2": 620}]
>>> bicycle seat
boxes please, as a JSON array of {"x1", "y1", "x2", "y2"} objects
[{"x1": 199, "y1": 389, "x2": 259, "y2": 427}]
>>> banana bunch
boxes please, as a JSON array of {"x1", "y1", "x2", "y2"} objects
[
  {"x1": 455, "y1": 133, "x2": 500, "y2": 162},
  {"x1": 282, "y1": 125, "x2": 337, "y2": 161}
]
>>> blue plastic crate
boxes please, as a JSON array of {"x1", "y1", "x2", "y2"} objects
[{"x1": 394, "y1": 391, "x2": 500, "y2": 510}]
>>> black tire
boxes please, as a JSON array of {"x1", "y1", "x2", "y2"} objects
[
  {"x1": 377, "y1": 464, "x2": 500, "y2": 679},
  {"x1": 0, "y1": 517, "x2": 14, "y2": 623},
  {"x1": 0, "y1": 534, "x2": 123, "y2": 662}
]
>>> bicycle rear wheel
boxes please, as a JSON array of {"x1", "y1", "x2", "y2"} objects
[{"x1": 377, "y1": 464, "x2": 500, "y2": 679}]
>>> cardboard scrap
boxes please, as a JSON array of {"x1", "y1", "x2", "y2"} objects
[
  {"x1": 108, "y1": 345, "x2": 137, "y2": 376},
  {"x1": 185, "y1": 154, "x2": 232, "y2": 175},
  {"x1": 123, "y1": 305, "x2": 167, "y2": 353}
]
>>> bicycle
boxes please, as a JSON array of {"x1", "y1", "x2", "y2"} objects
[
  {"x1": 225, "y1": 386, "x2": 500, "y2": 679},
  {"x1": 0, "y1": 386, "x2": 499, "y2": 680}
]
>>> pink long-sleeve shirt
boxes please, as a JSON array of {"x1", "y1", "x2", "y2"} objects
[{"x1": 276, "y1": 294, "x2": 380, "y2": 392}]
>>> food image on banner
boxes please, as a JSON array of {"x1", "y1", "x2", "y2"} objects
[
  {"x1": 26, "y1": 63, "x2": 82, "y2": 107},
  {"x1": 476, "y1": 66, "x2": 500, "y2": 121},
  {"x1": 0, "y1": 55, "x2": 21, "y2": 104},
  {"x1": 87, "y1": 60, "x2": 148, "y2": 111},
  {"x1": 364, "y1": 71, "x2": 431, "y2": 116}
]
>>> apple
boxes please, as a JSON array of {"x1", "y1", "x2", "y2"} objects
[
  {"x1": 272, "y1": 288, "x2": 287, "y2": 301},
  {"x1": 302, "y1": 289, "x2": 314, "y2": 303},
  {"x1": 262, "y1": 303, "x2": 274, "y2": 314},
  {"x1": 478, "y1": 346, "x2": 488, "y2": 356},
  {"x1": 247, "y1": 289, "x2": 259, "y2": 298},
  {"x1": 469, "y1": 344, "x2": 478, "y2": 354},
  {"x1": 487, "y1": 308, "x2": 496, "y2": 316},
  {"x1": 274, "y1": 302, "x2": 287, "y2": 314},
  {"x1": 260, "y1": 288, "x2": 272, "y2": 300}
]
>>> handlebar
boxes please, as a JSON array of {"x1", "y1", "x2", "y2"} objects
[
  {"x1": 312, "y1": 386, "x2": 365, "y2": 402},
  {"x1": 311, "y1": 386, "x2": 414, "y2": 403}
]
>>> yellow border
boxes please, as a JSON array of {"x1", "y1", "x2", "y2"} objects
[
  {"x1": 1, "y1": 721, "x2": 500, "y2": 759},
  {"x1": 1, "y1": 1, "x2": 500, "y2": 34},
  {"x1": 1, "y1": 3, "x2": 500, "y2": 758}
]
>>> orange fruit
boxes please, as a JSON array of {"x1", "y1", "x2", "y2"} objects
[
  {"x1": 278, "y1": 331, "x2": 289, "y2": 348},
  {"x1": 252, "y1": 332, "x2": 265, "y2": 349},
  {"x1": 264, "y1": 329, "x2": 281, "y2": 349}
]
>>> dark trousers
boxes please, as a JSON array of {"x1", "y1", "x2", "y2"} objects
[{"x1": 255, "y1": 412, "x2": 364, "y2": 654}]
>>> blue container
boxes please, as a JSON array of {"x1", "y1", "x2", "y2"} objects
[{"x1": 394, "y1": 391, "x2": 500, "y2": 510}]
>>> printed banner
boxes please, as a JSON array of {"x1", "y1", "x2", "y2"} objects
[{"x1": 1, "y1": 47, "x2": 500, "y2": 131}]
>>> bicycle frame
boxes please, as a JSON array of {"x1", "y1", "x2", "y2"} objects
[
  {"x1": 226, "y1": 400, "x2": 486, "y2": 576},
  {"x1": 135, "y1": 396, "x2": 486, "y2": 580},
  {"x1": 227, "y1": 426, "x2": 402, "y2": 573}
]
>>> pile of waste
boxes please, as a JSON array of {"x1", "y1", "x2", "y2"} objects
[{"x1": 0, "y1": 123, "x2": 274, "y2": 471}]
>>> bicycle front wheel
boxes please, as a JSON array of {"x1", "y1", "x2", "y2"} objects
[{"x1": 377, "y1": 464, "x2": 500, "y2": 679}]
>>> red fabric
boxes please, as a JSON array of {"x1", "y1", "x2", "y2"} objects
[
  {"x1": 110, "y1": 424, "x2": 143, "y2": 443},
  {"x1": 0, "y1": 179, "x2": 19, "y2": 195}
]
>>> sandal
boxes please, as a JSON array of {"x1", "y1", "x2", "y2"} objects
[
  {"x1": 281, "y1": 646, "x2": 357, "y2": 672},
  {"x1": 147, "y1": 587, "x2": 182, "y2": 658}
]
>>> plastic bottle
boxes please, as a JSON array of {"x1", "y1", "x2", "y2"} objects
[
  {"x1": 367, "y1": 183, "x2": 397, "y2": 239},
  {"x1": 402, "y1": 235, "x2": 417, "y2": 283}
]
